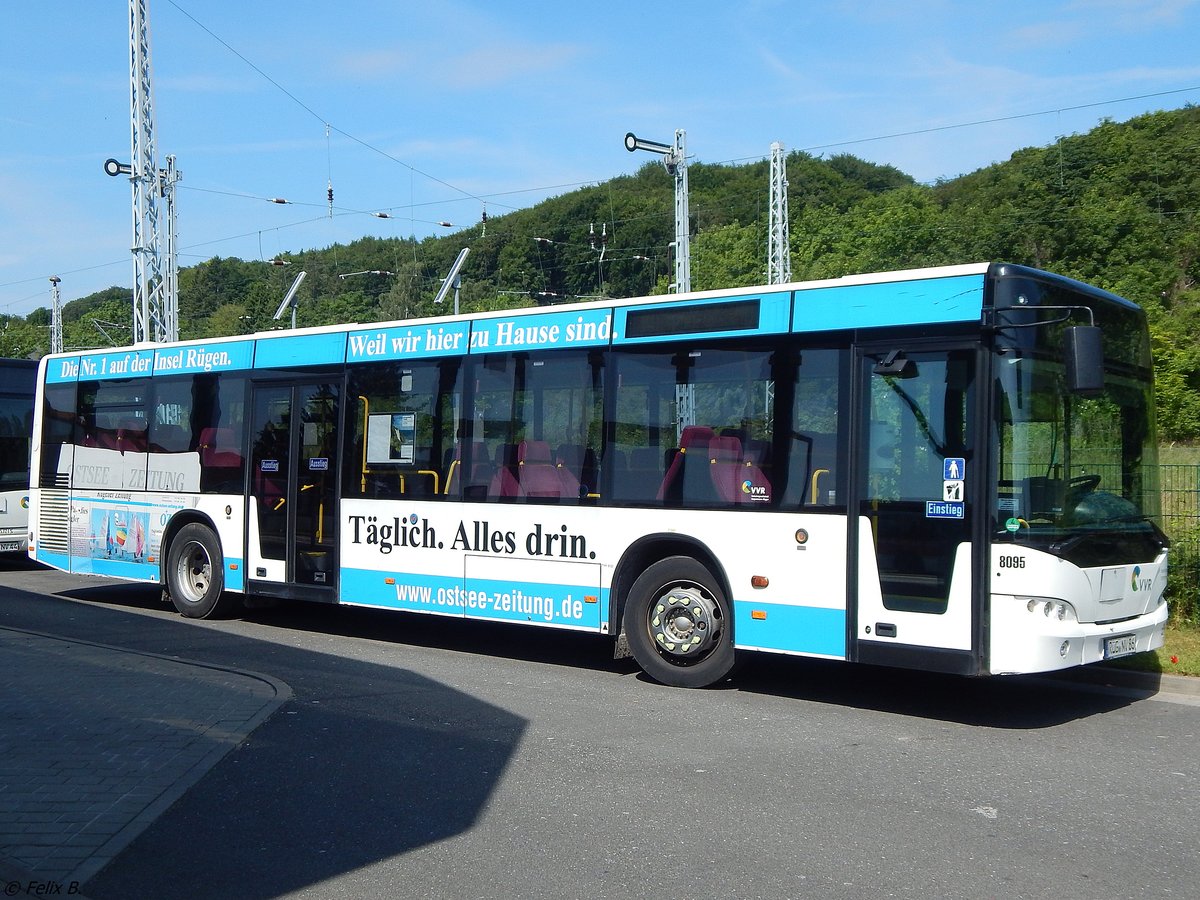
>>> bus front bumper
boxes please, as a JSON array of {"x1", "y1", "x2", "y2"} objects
[{"x1": 988, "y1": 593, "x2": 1168, "y2": 675}]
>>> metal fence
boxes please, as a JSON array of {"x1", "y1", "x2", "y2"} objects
[{"x1": 1161, "y1": 464, "x2": 1200, "y2": 618}]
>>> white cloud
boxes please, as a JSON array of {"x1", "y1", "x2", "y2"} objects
[{"x1": 443, "y1": 42, "x2": 583, "y2": 89}]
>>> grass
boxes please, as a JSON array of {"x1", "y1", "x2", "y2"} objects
[{"x1": 1104, "y1": 619, "x2": 1200, "y2": 676}]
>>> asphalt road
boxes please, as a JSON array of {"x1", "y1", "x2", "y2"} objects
[{"x1": 2, "y1": 557, "x2": 1198, "y2": 900}]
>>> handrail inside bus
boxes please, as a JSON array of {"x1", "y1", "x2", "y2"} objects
[
  {"x1": 358, "y1": 394, "x2": 370, "y2": 491},
  {"x1": 810, "y1": 468, "x2": 829, "y2": 505}
]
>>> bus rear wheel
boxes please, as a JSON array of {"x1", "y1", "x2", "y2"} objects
[
  {"x1": 623, "y1": 556, "x2": 735, "y2": 688},
  {"x1": 166, "y1": 523, "x2": 236, "y2": 619}
]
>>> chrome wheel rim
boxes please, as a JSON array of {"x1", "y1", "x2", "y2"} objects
[
  {"x1": 648, "y1": 582, "x2": 723, "y2": 663},
  {"x1": 175, "y1": 539, "x2": 212, "y2": 604}
]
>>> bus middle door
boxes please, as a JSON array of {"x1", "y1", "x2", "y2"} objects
[
  {"x1": 247, "y1": 381, "x2": 340, "y2": 600},
  {"x1": 850, "y1": 344, "x2": 982, "y2": 674}
]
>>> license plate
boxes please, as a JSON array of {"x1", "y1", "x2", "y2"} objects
[
  {"x1": 1104, "y1": 633, "x2": 1138, "y2": 659},
  {"x1": 0, "y1": 541, "x2": 21, "y2": 552}
]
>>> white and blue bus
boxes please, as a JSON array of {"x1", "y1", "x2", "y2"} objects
[
  {"x1": 28, "y1": 263, "x2": 1168, "y2": 686},
  {"x1": 0, "y1": 357, "x2": 37, "y2": 554}
]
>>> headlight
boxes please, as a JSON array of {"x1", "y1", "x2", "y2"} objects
[{"x1": 1022, "y1": 597, "x2": 1075, "y2": 622}]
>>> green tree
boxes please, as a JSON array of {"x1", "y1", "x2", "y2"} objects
[
  {"x1": 691, "y1": 222, "x2": 764, "y2": 290},
  {"x1": 206, "y1": 303, "x2": 253, "y2": 338}
]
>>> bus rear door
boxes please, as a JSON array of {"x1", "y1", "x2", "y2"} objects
[{"x1": 247, "y1": 381, "x2": 340, "y2": 599}]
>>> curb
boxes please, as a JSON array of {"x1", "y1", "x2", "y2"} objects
[
  {"x1": 0, "y1": 626, "x2": 293, "y2": 888},
  {"x1": 1043, "y1": 663, "x2": 1200, "y2": 698}
]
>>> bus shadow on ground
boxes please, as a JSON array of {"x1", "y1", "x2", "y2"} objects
[
  {"x1": 91, "y1": 659, "x2": 528, "y2": 899},
  {"x1": 54, "y1": 577, "x2": 1149, "y2": 731},
  {"x1": 0, "y1": 580, "x2": 528, "y2": 900},
  {"x1": 734, "y1": 653, "x2": 1156, "y2": 728},
  {"x1": 60, "y1": 578, "x2": 631, "y2": 676}
]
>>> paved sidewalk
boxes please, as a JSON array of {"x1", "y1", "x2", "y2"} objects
[{"x1": 0, "y1": 627, "x2": 290, "y2": 890}]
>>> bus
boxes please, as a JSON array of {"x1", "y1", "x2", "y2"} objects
[
  {"x1": 0, "y1": 357, "x2": 37, "y2": 554},
  {"x1": 27, "y1": 262, "x2": 1168, "y2": 687}
]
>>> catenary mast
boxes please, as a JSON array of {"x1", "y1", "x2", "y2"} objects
[
  {"x1": 125, "y1": 0, "x2": 179, "y2": 343},
  {"x1": 767, "y1": 142, "x2": 791, "y2": 285}
]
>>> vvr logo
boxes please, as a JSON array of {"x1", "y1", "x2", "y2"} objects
[
  {"x1": 741, "y1": 480, "x2": 769, "y2": 502},
  {"x1": 1130, "y1": 565, "x2": 1153, "y2": 592}
]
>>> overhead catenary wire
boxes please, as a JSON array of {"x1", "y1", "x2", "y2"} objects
[
  {"x1": 6, "y1": 3, "x2": 1200, "y2": 313},
  {"x1": 165, "y1": 0, "x2": 487, "y2": 208}
]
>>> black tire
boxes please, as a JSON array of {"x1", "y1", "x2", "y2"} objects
[
  {"x1": 622, "y1": 556, "x2": 735, "y2": 688},
  {"x1": 165, "y1": 523, "x2": 237, "y2": 619}
]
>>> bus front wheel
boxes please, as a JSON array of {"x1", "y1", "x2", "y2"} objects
[
  {"x1": 166, "y1": 523, "x2": 236, "y2": 619},
  {"x1": 623, "y1": 556, "x2": 735, "y2": 688}
]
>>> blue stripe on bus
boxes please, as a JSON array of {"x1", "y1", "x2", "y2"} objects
[
  {"x1": 224, "y1": 558, "x2": 245, "y2": 592},
  {"x1": 253, "y1": 332, "x2": 346, "y2": 369},
  {"x1": 71, "y1": 555, "x2": 157, "y2": 580},
  {"x1": 464, "y1": 575, "x2": 603, "y2": 629},
  {"x1": 612, "y1": 291, "x2": 792, "y2": 344},
  {"x1": 36, "y1": 549, "x2": 71, "y2": 570},
  {"x1": 733, "y1": 600, "x2": 846, "y2": 657},
  {"x1": 347, "y1": 322, "x2": 470, "y2": 362},
  {"x1": 40, "y1": 548, "x2": 242, "y2": 591},
  {"x1": 468, "y1": 307, "x2": 613, "y2": 354},
  {"x1": 341, "y1": 568, "x2": 460, "y2": 613},
  {"x1": 71, "y1": 349, "x2": 155, "y2": 382},
  {"x1": 154, "y1": 341, "x2": 254, "y2": 375},
  {"x1": 340, "y1": 567, "x2": 605, "y2": 629},
  {"x1": 792, "y1": 273, "x2": 985, "y2": 332},
  {"x1": 45, "y1": 357, "x2": 81, "y2": 384}
]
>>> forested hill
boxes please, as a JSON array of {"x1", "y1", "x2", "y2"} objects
[{"x1": 6, "y1": 105, "x2": 1199, "y2": 438}]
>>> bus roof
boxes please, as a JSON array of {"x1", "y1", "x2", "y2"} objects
[{"x1": 38, "y1": 262, "x2": 1127, "y2": 383}]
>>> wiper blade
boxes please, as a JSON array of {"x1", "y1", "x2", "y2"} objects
[
  {"x1": 1048, "y1": 517, "x2": 1169, "y2": 555},
  {"x1": 1049, "y1": 532, "x2": 1091, "y2": 555}
]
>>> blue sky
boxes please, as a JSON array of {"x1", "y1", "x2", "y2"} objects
[{"x1": 2, "y1": 0, "x2": 1199, "y2": 316}]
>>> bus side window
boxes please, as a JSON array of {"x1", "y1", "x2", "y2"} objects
[
  {"x1": 611, "y1": 446, "x2": 663, "y2": 503},
  {"x1": 150, "y1": 423, "x2": 189, "y2": 453},
  {"x1": 118, "y1": 417, "x2": 148, "y2": 453},
  {"x1": 345, "y1": 358, "x2": 462, "y2": 501},
  {"x1": 469, "y1": 350, "x2": 601, "y2": 505},
  {"x1": 783, "y1": 348, "x2": 846, "y2": 509},
  {"x1": 657, "y1": 425, "x2": 717, "y2": 504},
  {"x1": 198, "y1": 427, "x2": 244, "y2": 492},
  {"x1": 192, "y1": 375, "x2": 248, "y2": 496},
  {"x1": 787, "y1": 432, "x2": 838, "y2": 506}
]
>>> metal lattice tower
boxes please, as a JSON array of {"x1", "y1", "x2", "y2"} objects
[
  {"x1": 768, "y1": 141, "x2": 791, "y2": 285},
  {"x1": 49, "y1": 277, "x2": 63, "y2": 354},
  {"x1": 161, "y1": 154, "x2": 180, "y2": 342},
  {"x1": 127, "y1": 0, "x2": 179, "y2": 343},
  {"x1": 669, "y1": 130, "x2": 691, "y2": 294}
]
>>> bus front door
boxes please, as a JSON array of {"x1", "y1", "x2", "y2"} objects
[
  {"x1": 247, "y1": 381, "x2": 340, "y2": 599},
  {"x1": 851, "y1": 345, "x2": 981, "y2": 673}
]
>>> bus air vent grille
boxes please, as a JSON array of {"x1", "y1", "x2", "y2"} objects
[
  {"x1": 37, "y1": 490, "x2": 70, "y2": 554},
  {"x1": 38, "y1": 471, "x2": 70, "y2": 489}
]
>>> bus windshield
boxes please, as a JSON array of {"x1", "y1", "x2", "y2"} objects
[
  {"x1": 0, "y1": 393, "x2": 33, "y2": 490},
  {"x1": 0, "y1": 358, "x2": 36, "y2": 554},
  {"x1": 993, "y1": 276, "x2": 1165, "y2": 566}
]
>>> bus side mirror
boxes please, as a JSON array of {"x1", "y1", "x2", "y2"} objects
[{"x1": 1064, "y1": 325, "x2": 1104, "y2": 396}]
